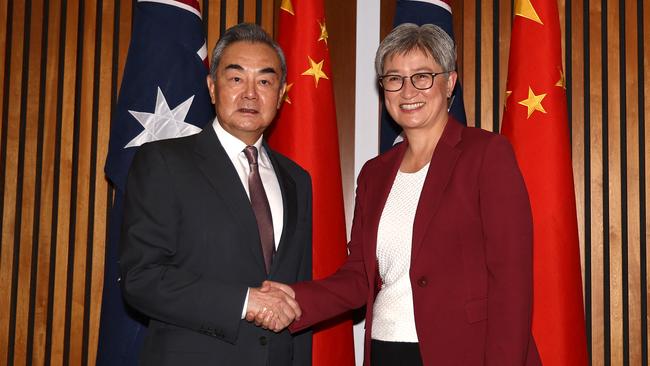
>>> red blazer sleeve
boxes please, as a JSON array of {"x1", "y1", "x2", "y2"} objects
[
  {"x1": 290, "y1": 166, "x2": 371, "y2": 332},
  {"x1": 479, "y1": 135, "x2": 535, "y2": 365}
]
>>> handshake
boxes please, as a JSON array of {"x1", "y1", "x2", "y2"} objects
[{"x1": 245, "y1": 281, "x2": 300, "y2": 332}]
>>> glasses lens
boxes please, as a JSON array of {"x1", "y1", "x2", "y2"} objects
[
  {"x1": 411, "y1": 73, "x2": 434, "y2": 90},
  {"x1": 381, "y1": 75, "x2": 403, "y2": 91}
]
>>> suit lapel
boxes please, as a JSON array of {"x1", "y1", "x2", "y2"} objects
[
  {"x1": 411, "y1": 120, "x2": 463, "y2": 260},
  {"x1": 265, "y1": 146, "x2": 298, "y2": 276},
  {"x1": 193, "y1": 127, "x2": 267, "y2": 274}
]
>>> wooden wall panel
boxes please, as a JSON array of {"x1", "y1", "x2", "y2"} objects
[{"x1": 1, "y1": 0, "x2": 649, "y2": 365}]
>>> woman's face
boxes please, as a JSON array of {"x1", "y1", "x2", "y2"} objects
[{"x1": 381, "y1": 49, "x2": 456, "y2": 132}]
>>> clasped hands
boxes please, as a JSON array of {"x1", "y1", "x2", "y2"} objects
[{"x1": 245, "y1": 281, "x2": 299, "y2": 332}]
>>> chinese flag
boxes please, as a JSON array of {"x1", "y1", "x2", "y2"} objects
[
  {"x1": 268, "y1": 1, "x2": 355, "y2": 365},
  {"x1": 501, "y1": 1, "x2": 589, "y2": 365}
]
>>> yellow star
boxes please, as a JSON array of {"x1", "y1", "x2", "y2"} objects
[
  {"x1": 301, "y1": 56, "x2": 329, "y2": 87},
  {"x1": 504, "y1": 90, "x2": 513, "y2": 110},
  {"x1": 514, "y1": 0, "x2": 543, "y2": 24},
  {"x1": 318, "y1": 20, "x2": 329, "y2": 45},
  {"x1": 555, "y1": 67, "x2": 566, "y2": 89},
  {"x1": 283, "y1": 83, "x2": 294, "y2": 104},
  {"x1": 281, "y1": 0, "x2": 294, "y2": 15},
  {"x1": 518, "y1": 87, "x2": 547, "y2": 118}
]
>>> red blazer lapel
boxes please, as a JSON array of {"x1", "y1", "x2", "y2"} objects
[
  {"x1": 411, "y1": 119, "x2": 463, "y2": 261},
  {"x1": 362, "y1": 143, "x2": 407, "y2": 287}
]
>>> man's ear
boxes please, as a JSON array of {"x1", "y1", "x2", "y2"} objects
[
  {"x1": 276, "y1": 83, "x2": 287, "y2": 109},
  {"x1": 206, "y1": 75, "x2": 216, "y2": 104}
]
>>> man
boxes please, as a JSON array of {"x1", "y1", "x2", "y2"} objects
[{"x1": 119, "y1": 23, "x2": 312, "y2": 366}]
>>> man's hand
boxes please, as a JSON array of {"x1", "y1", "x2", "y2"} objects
[{"x1": 245, "y1": 284, "x2": 301, "y2": 332}]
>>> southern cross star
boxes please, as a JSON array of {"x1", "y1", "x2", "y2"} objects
[{"x1": 125, "y1": 87, "x2": 202, "y2": 148}]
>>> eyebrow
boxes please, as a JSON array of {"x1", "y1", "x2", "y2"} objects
[
  {"x1": 225, "y1": 64, "x2": 278, "y2": 75},
  {"x1": 382, "y1": 68, "x2": 435, "y2": 75}
]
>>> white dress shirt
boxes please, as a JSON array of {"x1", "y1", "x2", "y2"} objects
[{"x1": 212, "y1": 119, "x2": 284, "y2": 317}]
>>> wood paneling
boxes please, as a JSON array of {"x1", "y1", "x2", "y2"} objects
[{"x1": 1, "y1": 0, "x2": 648, "y2": 365}]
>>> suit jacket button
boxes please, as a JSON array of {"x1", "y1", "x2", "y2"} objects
[
  {"x1": 259, "y1": 336, "x2": 268, "y2": 346},
  {"x1": 417, "y1": 277, "x2": 428, "y2": 287}
]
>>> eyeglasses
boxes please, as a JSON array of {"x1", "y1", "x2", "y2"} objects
[{"x1": 378, "y1": 71, "x2": 452, "y2": 92}]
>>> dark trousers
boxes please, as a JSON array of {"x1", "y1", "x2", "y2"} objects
[{"x1": 370, "y1": 339, "x2": 424, "y2": 366}]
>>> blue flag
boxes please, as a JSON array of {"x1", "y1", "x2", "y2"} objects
[
  {"x1": 97, "y1": 1, "x2": 214, "y2": 364},
  {"x1": 380, "y1": 0, "x2": 467, "y2": 152}
]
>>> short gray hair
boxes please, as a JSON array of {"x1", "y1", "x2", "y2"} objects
[
  {"x1": 208, "y1": 23, "x2": 287, "y2": 85},
  {"x1": 375, "y1": 23, "x2": 456, "y2": 76}
]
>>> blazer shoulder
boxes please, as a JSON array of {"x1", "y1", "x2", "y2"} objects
[
  {"x1": 458, "y1": 126, "x2": 513, "y2": 153},
  {"x1": 363, "y1": 141, "x2": 405, "y2": 171}
]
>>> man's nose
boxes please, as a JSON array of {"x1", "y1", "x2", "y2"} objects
[{"x1": 243, "y1": 79, "x2": 258, "y2": 99}]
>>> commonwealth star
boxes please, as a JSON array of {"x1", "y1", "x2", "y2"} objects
[{"x1": 125, "y1": 87, "x2": 201, "y2": 148}]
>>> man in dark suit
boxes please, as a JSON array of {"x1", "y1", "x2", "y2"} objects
[{"x1": 119, "y1": 23, "x2": 312, "y2": 366}]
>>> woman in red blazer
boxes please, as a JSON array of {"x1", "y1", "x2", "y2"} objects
[{"x1": 255, "y1": 23, "x2": 541, "y2": 366}]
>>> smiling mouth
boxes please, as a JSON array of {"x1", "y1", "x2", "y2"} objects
[
  {"x1": 400, "y1": 102, "x2": 425, "y2": 110},
  {"x1": 238, "y1": 108, "x2": 259, "y2": 114}
]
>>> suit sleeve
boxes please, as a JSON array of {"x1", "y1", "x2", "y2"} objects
[
  {"x1": 290, "y1": 165, "x2": 370, "y2": 331},
  {"x1": 478, "y1": 135, "x2": 534, "y2": 365},
  {"x1": 119, "y1": 143, "x2": 246, "y2": 344}
]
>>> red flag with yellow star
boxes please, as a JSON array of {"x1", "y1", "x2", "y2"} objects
[
  {"x1": 501, "y1": 0, "x2": 588, "y2": 365},
  {"x1": 268, "y1": 1, "x2": 355, "y2": 365}
]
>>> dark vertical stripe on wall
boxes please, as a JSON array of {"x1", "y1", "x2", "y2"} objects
[
  {"x1": 112, "y1": 0, "x2": 120, "y2": 104},
  {"x1": 492, "y1": 0, "x2": 499, "y2": 132},
  {"x1": 238, "y1": 0, "x2": 244, "y2": 23},
  {"x1": 9, "y1": 0, "x2": 33, "y2": 363},
  {"x1": 45, "y1": 0, "x2": 67, "y2": 362},
  {"x1": 26, "y1": 0, "x2": 50, "y2": 363},
  {"x1": 618, "y1": 1, "x2": 629, "y2": 364},
  {"x1": 474, "y1": 0, "x2": 481, "y2": 129},
  {"x1": 638, "y1": 1, "x2": 648, "y2": 362},
  {"x1": 81, "y1": 1, "x2": 103, "y2": 364},
  {"x1": 565, "y1": 1, "x2": 572, "y2": 143},
  {"x1": 255, "y1": 0, "x2": 261, "y2": 25},
  {"x1": 583, "y1": 0, "x2": 593, "y2": 358},
  {"x1": 220, "y1": 0, "x2": 226, "y2": 36},
  {"x1": 0, "y1": 0, "x2": 13, "y2": 270},
  {"x1": 601, "y1": 0, "x2": 611, "y2": 361},
  {"x1": 202, "y1": 0, "x2": 208, "y2": 29},
  {"x1": 63, "y1": 0, "x2": 85, "y2": 363}
]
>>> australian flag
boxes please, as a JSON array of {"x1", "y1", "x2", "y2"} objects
[
  {"x1": 97, "y1": 1, "x2": 214, "y2": 365},
  {"x1": 380, "y1": 0, "x2": 467, "y2": 152}
]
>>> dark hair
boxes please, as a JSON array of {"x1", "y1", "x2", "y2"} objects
[{"x1": 208, "y1": 23, "x2": 287, "y2": 85}]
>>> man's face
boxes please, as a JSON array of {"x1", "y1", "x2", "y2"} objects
[{"x1": 207, "y1": 41, "x2": 286, "y2": 145}]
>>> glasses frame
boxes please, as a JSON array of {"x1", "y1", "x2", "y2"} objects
[{"x1": 378, "y1": 71, "x2": 452, "y2": 92}]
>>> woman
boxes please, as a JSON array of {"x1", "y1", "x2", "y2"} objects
[{"x1": 256, "y1": 23, "x2": 541, "y2": 365}]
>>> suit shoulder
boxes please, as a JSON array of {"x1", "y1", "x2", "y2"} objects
[
  {"x1": 269, "y1": 150, "x2": 310, "y2": 179},
  {"x1": 135, "y1": 133, "x2": 198, "y2": 159}
]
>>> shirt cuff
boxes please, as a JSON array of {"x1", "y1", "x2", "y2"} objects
[{"x1": 241, "y1": 288, "x2": 250, "y2": 319}]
